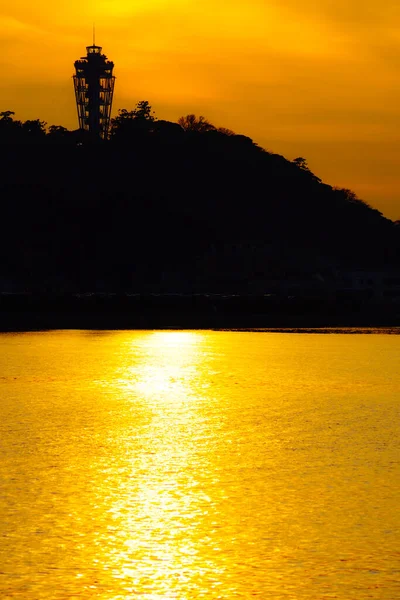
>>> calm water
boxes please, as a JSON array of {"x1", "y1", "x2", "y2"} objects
[{"x1": 0, "y1": 330, "x2": 399, "y2": 599}]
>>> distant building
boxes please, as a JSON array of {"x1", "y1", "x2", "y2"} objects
[{"x1": 73, "y1": 44, "x2": 115, "y2": 139}]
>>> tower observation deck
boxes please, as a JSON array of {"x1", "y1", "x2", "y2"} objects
[{"x1": 73, "y1": 44, "x2": 115, "y2": 139}]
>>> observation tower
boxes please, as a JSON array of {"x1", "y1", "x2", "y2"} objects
[{"x1": 73, "y1": 43, "x2": 115, "y2": 139}]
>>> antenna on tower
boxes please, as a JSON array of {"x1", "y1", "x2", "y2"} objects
[{"x1": 93, "y1": 22, "x2": 95, "y2": 46}]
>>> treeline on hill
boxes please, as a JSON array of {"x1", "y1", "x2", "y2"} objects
[{"x1": 0, "y1": 103, "x2": 399, "y2": 293}]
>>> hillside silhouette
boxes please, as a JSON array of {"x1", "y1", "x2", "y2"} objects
[{"x1": 1, "y1": 105, "x2": 399, "y2": 299}]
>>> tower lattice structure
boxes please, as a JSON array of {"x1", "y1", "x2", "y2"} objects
[{"x1": 73, "y1": 44, "x2": 115, "y2": 139}]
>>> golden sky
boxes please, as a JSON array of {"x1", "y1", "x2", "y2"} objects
[{"x1": 2, "y1": 0, "x2": 400, "y2": 219}]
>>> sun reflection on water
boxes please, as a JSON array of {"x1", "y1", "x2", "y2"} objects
[
  {"x1": 127, "y1": 331, "x2": 207, "y2": 401},
  {"x1": 98, "y1": 331, "x2": 224, "y2": 597}
]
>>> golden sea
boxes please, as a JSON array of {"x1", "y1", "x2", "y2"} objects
[{"x1": 0, "y1": 330, "x2": 399, "y2": 599}]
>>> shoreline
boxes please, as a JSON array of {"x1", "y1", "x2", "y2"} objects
[{"x1": 0, "y1": 293, "x2": 399, "y2": 332}]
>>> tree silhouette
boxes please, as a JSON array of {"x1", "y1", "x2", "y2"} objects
[
  {"x1": 110, "y1": 101, "x2": 156, "y2": 141},
  {"x1": 293, "y1": 157, "x2": 309, "y2": 170},
  {"x1": 0, "y1": 111, "x2": 22, "y2": 142},
  {"x1": 177, "y1": 114, "x2": 215, "y2": 132},
  {"x1": 48, "y1": 125, "x2": 69, "y2": 136},
  {"x1": 132, "y1": 100, "x2": 156, "y2": 121},
  {"x1": 22, "y1": 119, "x2": 47, "y2": 141},
  {"x1": 333, "y1": 187, "x2": 373, "y2": 209},
  {"x1": 293, "y1": 156, "x2": 322, "y2": 182},
  {"x1": 0, "y1": 111, "x2": 16, "y2": 123},
  {"x1": 47, "y1": 125, "x2": 72, "y2": 144},
  {"x1": 217, "y1": 127, "x2": 236, "y2": 136}
]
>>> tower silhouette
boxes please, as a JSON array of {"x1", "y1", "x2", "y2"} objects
[{"x1": 73, "y1": 44, "x2": 115, "y2": 139}]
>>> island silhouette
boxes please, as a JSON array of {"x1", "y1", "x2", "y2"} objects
[{"x1": 0, "y1": 104, "x2": 399, "y2": 328}]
